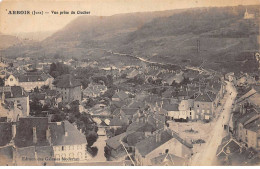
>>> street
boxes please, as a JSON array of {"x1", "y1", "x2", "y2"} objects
[
  {"x1": 190, "y1": 81, "x2": 237, "y2": 166},
  {"x1": 90, "y1": 135, "x2": 108, "y2": 162}
]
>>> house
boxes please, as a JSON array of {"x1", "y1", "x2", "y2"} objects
[
  {"x1": 83, "y1": 83, "x2": 107, "y2": 98},
  {"x1": 112, "y1": 90, "x2": 129, "y2": 102},
  {"x1": 193, "y1": 91, "x2": 214, "y2": 120},
  {"x1": 0, "y1": 117, "x2": 90, "y2": 164},
  {"x1": 112, "y1": 108, "x2": 139, "y2": 122},
  {"x1": 54, "y1": 74, "x2": 82, "y2": 103},
  {"x1": 4, "y1": 71, "x2": 54, "y2": 92},
  {"x1": 109, "y1": 115, "x2": 129, "y2": 129},
  {"x1": 243, "y1": 117, "x2": 260, "y2": 150},
  {"x1": 234, "y1": 108, "x2": 260, "y2": 149},
  {"x1": 234, "y1": 85, "x2": 260, "y2": 114},
  {"x1": 14, "y1": 117, "x2": 50, "y2": 148},
  {"x1": 29, "y1": 89, "x2": 62, "y2": 108},
  {"x1": 178, "y1": 99, "x2": 195, "y2": 120},
  {"x1": 49, "y1": 121, "x2": 90, "y2": 162},
  {"x1": 105, "y1": 132, "x2": 128, "y2": 159},
  {"x1": 135, "y1": 128, "x2": 193, "y2": 166},
  {"x1": 0, "y1": 86, "x2": 29, "y2": 118},
  {"x1": 150, "y1": 153, "x2": 187, "y2": 166},
  {"x1": 216, "y1": 135, "x2": 242, "y2": 157},
  {"x1": 163, "y1": 103, "x2": 181, "y2": 121}
]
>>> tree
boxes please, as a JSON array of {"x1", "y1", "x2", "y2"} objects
[
  {"x1": 87, "y1": 146, "x2": 98, "y2": 157},
  {"x1": 104, "y1": 145, "x2": 112, "y2": 161},
  {"x1": 29, "y1": 99, "x2": 43, "y2": 115},
  {"x1": 86, "y1": 131, "x2": 98, "y2": 147}
]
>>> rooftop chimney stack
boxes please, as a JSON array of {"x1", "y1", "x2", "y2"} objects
[
  {"x1": 12, "y1": 124, "x2": 16, "y2": 139},
  {"x1": 33, "y1": 127, "x2": 37, "y2": 144}
]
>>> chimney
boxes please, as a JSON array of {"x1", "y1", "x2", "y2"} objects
[
  {"x1": 65, "y1": 132, "x2": 68, "y2": 137},
  {"x1": 33, "y1": 127, "x2": 37, "y2": 144},
  {"x1": 46, "y1": 127, "x2": 51, "y2": 145},
  {"x1": 13, "y1": 100, "x2": 18, "y2": 109},
  {"x1": 12, "y1": 124, "x2": 16, "y2": 138}
]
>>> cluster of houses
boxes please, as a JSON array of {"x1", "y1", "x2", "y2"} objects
[
  {"x1": 0, "y1": 59, "x2": 93, "y2": 165},
  {"x1": 0, "y1": 117, "x2": 90, "y2": 166},
  {"x1": 3, "y1": 54, "x2": 259, "y2": 166},
  {"x1": 216, "y1": 83, "x2": 260, "y2": 165}
]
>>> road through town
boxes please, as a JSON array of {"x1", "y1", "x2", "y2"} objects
[{"x1": 190, "y1": 81, "x2": 237, "y2": 166}]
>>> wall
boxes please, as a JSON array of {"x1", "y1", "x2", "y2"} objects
[
  {"x1": 5, "y1": 75, "x2": 19, "y2": 86},
  {"x1": 135, "y1": 137, "x2": 192, "y2": 165},
  {"x1": 194, "y1": 101, "x2": 213, "y2": 120},
  {"x1": 53, "y1": 143, "x2": 89, "y2": 163}
]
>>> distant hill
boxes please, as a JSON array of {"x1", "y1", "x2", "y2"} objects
[
  {"x1": 1, "y1": 5, "x2": 259, "y2": 73},
  {"x1": 117, "y1": 5, "x2": 259, "y2": 73},
  {"x1": 0, "y1": 33, "x2": 22, "y2": 50}
]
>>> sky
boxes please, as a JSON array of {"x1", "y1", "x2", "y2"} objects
[{"x1": 0, "y1": 0, "x2": 259, "y2": 35}]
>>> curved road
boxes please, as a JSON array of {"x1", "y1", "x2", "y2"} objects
[{"x1": 190, "y1": 81, "x2": 237, "y2": 166}]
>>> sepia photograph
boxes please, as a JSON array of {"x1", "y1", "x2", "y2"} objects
[{"x1": 0, "y1": 0, "x2": 259, "y2": 166}]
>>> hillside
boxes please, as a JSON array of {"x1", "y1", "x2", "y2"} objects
[
  {"x1": 1, "y1": 5, "x2": 259, "y2": 73},
  {"x1": 116, "y1": 5, "x2": 259, "y2": 73},
  {"x1": 0, "y1": 33, "x2": 22, "y2": 50}
]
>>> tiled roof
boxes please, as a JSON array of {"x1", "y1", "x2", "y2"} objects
[
  {"x1": 248, "y1": 93, "x2": 260, "y2": 107},
  {"x1": 216, "y1": 135, "x2": 241, "y2": 156},
  {"x1": 0, "y1": 86, "x2": 28, "y2": 98},
  {"x1": 136, "y1": 122, "x2": 157, "y2": 133},
  {"x1": 105, "y1": 132, "x2": 128, "y2": 150},
  {"x1": 135, "y1": 129, "x2": 192, "y2": 157},
  {"x1": 162, "y1": 104, "x2": 179, "y2": 111},
  {"x1": 236, "y1": 109, "x2": 259, "y2": 125},
  {"x1": 112, "y1": 91, "x2": 128, "y2": 100},
  {"x1": 0, "y1": 145, "x2": 13, "y2": 166},
  {"x1": 17, "y1": 72, "x2": 52, "y2": 82},
  {"x1": 0, "y1": 122, "x2": 12, "y2": 146},
  {"x1": 49, "y1": 121, "x2": 87, "y2": 146},
  {"x1": 54, "y1": 74, "x2": 81, "y2": 88},
  {"x1": 151, "y1": 153, "x2": 186, "y2": 166},
  {"x1": 125, "y1": 132, "x2": 146, "y2": 146},
  {"x1": 15, "y1": 117, "x2": 49, "y2": 148},
  {"x1": 244, "y1": 117, "x2": 260, "y2": 132},
  {"x1": 195, "y1": 92, "x2": 212, "y2": 102},
  {"x1": 109, "y1": 116, "x2": 128, "y2": 126}
]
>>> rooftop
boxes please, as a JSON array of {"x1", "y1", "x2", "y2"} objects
[
  {"x1": 54, "y1": 74, "x2": 81, "y2": 88},
  {"x1": 49, "y1": 121, "x2": 87, "y2": 146}
]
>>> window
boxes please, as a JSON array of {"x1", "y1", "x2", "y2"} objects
[
  {"x1": 70, "y1": 146, "x2": 73, "y2": 150},
  {"x1": 197, "y1": 104, "x2": 199, "y2": 108},
  {"x1": 62, "y1": 146, "x2": 64, "y2": 151},
  {"x1": 246, "y1": 130, "x2": 248, "y2": 135},
  {"x1": 10, "y1": 78, "x2": 13, "y2": 81},
  {"x1": 165, "y1": 149, "x2": 169, "y2": 154}
]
